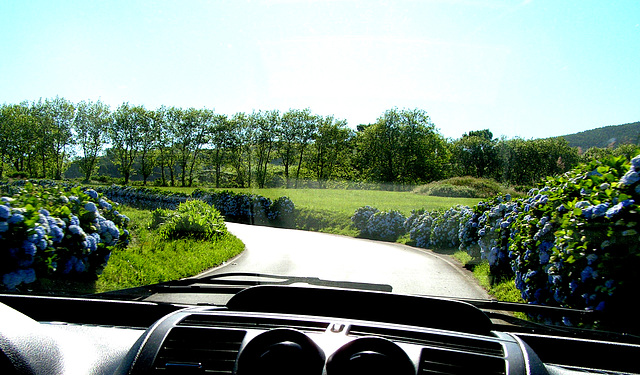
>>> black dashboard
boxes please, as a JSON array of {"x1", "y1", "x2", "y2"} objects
[{"x1": 0, "y1": 286, "x2": 638, "y2": 375}]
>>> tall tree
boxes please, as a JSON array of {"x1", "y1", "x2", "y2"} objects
[
  {"x1": 74, "y1": 100, "x2": 111, "y2": 182},
  {"x1": 294, "y1": 109, "x2": 318, "y2": 187},
  {"x1": 451, "y1": 129, "x2": 499, "y2": 178},
  {"x1": 310, "y1": 115, "x2": 353, "y2": 185},
  {"x1": 252, "y1": 110, "x2": 278, "y2": 188},
  {"x1": 136, "y1": 107, "x2": 159, "y2": 185},
  {"x1": 110, "y1": 103, "x2": 142, "y2": 185},
  {"x1": 45, "y1": 97, "x2": 76, "y2": 179},
  {"x1": 227, "y1": 112, "x2": 251, "y2": 187},
  {"x1": 208, "y1": 114, "x2": 231, "y2": 188},
  {"x1": 0, "y1": 103, "x2": 35, "y2": 178},
  {"x1": 277, "y1": 109, "x2": 307, "y2": 187},
  {"x1": 355, "y1": 108, "x2": 447, "y2": 184},
  {"x1": 167, "y1": 107, "x2": 214, "y2": 187}
]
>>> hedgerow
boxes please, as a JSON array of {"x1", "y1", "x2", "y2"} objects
[
  {"x1": 0, "y1": 182, "x2": 129, "y2": 290},
  {"x1": 99, "y1": 186, "x2": 295, "y2": 226},
  {"x1": 352, "y1": 154, "x2": 640, "y2": 324}
]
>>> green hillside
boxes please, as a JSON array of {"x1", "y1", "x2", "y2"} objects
[{"x1": 559, "y1": 121, "x2": 640, "y2": 150}]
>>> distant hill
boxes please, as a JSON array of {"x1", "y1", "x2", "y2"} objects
[{"x1": 559, "y1": 121, "x2": 640, "y2": 150}]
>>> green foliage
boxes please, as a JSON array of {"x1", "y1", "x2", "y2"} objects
[
  {"x1": 153, "y1": 200, "x2": 227, "y2": 241},
  {"x1": 354, "y1": 108, "x2": 449, "y2": 184}
]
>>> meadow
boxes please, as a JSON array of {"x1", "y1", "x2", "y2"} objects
[{"x1": 151, "y1": 186, "x2": 482, "y2": 236}]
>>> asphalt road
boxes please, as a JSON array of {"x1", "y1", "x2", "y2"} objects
[{"x1": 204, "y1": 223, "x2": 488, "y2": 300}]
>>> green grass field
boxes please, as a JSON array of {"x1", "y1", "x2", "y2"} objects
[{"x1": 156, "y1": 187, "x2": 482, "y2": 215}]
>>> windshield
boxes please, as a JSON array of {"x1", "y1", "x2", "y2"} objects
[{"x1": 1, "y1": 1, "x2": 639, "y2": 336}]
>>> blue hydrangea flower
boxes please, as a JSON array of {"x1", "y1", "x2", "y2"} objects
[
  {"x1": 0, "y1": 222, "x2": 8, "y2": 233},
  {"x1": 631, "y1": 155, "x2": 640, "y2": 170},
  {"x1": 22, "y1": 241, "x2": 37, "y2": 256},
  {"x1": 620, "y1": 170, "x2": 640, "y2": 186},
  {"x1": 8, "y1": 213, "x2": 24, "y2": 224},
  {"x1": 581, "y1": 266, "x2": 596, "y2": 282},
  {"x1": 592, "y1": 203, "x2": 609, "y2": 218},
  {"x1": 85, "y1": 189, "x2": 99, "y2": 200},
  {"x1": 0, "y1": 205, "x2": 10, "y2": 219},
  {"x1": 84, "y1": 202, "x2": 97, "y2": 212}
]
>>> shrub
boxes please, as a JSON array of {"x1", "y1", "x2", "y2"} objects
[
  {"x1": 429, "y1": 205, "x2": 472, "y2": 249},
  {"x1": 508, "y1": 155, "x2": 640, "y2": 322},
  {"x1": 351, "y1": 206, "x2": 380, "y2": 233},
  {"x1": 154, "y1": 200, "x2": 227, "y2": 241},
  {"x1": 414, "y1": 177, "x2": 516, "y2": 198},
  {"x1": 405, "y1": 209, "x2": 437, "y2": 248},
  {"x1": 0, "y1": 182, "x2": 129, "y2": 290},
  {"x1": 351, "y1": 206, "x2": 406, "y2": 242}
]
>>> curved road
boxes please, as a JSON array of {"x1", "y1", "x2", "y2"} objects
[{"x1": 205, "y1": 223, "x2": 488, "y2": 299}]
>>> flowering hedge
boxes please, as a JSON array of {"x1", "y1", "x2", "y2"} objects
[
  {"x1": 98, "y1": 186, "x2": 295, "y2": 226},
  {"x1": 506, "y1": 156, "x2": 640, "y2": 320},
  {"x1": 0, "y1": 182, "x2": 129, "y2": 290},
  {"x1": 98, "y1": 185, "x2": 188, "y2": 210},
  {"x1": 192, "y1": 189, "x2": 295, "y2": 226},
  {"x1": 351, "y1": 155, "x2": 640, "y2": 322}
]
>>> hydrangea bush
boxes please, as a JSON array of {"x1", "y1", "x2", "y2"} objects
[
  {"x1": 351, "y1": 155, "x2": 640, "y2": 325},
  {"x1": 508, "y1": 155, "x2": 640, "y2": 321},
  {"x1": 0, "y1": 182, "x2": 129, "y2": 290},
  {"x1": 101, "y1": 186, "x2": 295, "y2": 226}
]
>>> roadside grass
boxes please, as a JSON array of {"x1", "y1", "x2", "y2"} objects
[
  {"x1": 452, "y1": 251, "x2": 528, "y2": 317},
  {"x1": 95, "y1": 206, "x2": 244, "y2": 292}
]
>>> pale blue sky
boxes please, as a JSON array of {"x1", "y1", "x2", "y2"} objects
[{"x1": 1, "y1": 0, "x2": 638, "y2": 139}]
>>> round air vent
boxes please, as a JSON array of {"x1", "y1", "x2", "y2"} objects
[
  {"x1": 326, "y1": 337, "x2": 415, "y2": 375},
  {"x1": 236, "y1": 328, "x2": 325, "y2": 375}
]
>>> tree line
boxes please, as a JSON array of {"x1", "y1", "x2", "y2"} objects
[{"x1": 0, "y1": 96, "x2": 603, "y2": 189}]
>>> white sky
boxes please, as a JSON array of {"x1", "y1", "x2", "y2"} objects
[{"x1": 1, "y1": 0, "x2": 639, "y2": 139}]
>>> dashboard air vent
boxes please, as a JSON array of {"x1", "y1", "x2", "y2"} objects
[
  {"x1": 152, "y1": 327, "x2": 245, "y2": 374},
  {"x1": 348, "y1": 325, "x2": 504, "y2": 357},
  {"x1": 179, "y1": 313, "x2": 330, "y2": 333},
  {"x1": 419, "y1": 347, "x2": 507, "y2": 375}
]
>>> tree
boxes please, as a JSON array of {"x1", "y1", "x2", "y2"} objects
[
  {"x1": 293, "y1": 109, "x2": 318, "y2": 187},
  {"x1": 277, "y1": 109, "x2": 315, "y2": 188},
  {"x1": 208, "y1": 114, "x2": 231, "y2": 188},
  {"x1": 227, "y1": 112, "x2": 251, "y2": 187},
  {"x1": 110, "y1": 103, "x2": 142, "y2": 185},
  {"x1": 0, "y1": 103, "x2": 36, "y2": 178},
  {"x1": 136, "y1": 107, "x2": 159, "y2": 185},
  {"x1": 497, "y1": 137, "x2": 579, "y2": 186},
  {"x1": 74, "y1": 100, "x2": 111, "y2": 182},
  {"x1": 252, "y1": 110, "x2": 278, "y2": 188},
  {"x1": 167, "y1": 107, "x2": 215, "y2": 187},
  {"x1": 45, "y1": 97, "x2": 76, "y2": 180},
  {"x1": 309, "y1": 115, "x2": 353, "y2": 185},
  {"x1": 355, "y1": 108, "x2": 447, "y2": 184},
  {"x1": 451, "y1": 129, "x2": 499, "y2": 178}
]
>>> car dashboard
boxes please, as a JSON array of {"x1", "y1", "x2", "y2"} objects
[{"x1": 0, "y1": 285, "x2": 638, "y2": 375}]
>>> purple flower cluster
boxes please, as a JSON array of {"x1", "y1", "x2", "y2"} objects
[{"x1": 0, "y1": 183, "x2": 130, "y2": 290}]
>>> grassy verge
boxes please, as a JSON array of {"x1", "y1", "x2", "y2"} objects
[
  {"x1": 453, "y1": 251, "x2": 527, "y2": 317},
  {"x1": 95, "y1": 206, "x2": 244, "y2": 292}
]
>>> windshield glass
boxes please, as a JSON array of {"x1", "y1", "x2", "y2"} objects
[{"x1": 1, "y1": 1, "x2": 639, "y2": 336}]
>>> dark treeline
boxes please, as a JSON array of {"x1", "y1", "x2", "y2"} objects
[{"x1": 0, "y1": 96, "x2": 621, "y2": 189}]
